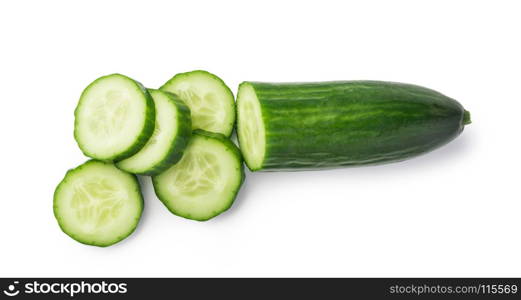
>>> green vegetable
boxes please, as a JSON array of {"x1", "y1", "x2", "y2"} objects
[
  {"x1": 237, "y1": 81, "x2": 471, "y2": 171},
  {"x1": 74, "y1": 74, "x2": 155, "y2": 161},
  {"x1": 160, "y1": 70, "x2": 235, "y2": 136},
  {"x1": 54, "y1": 160, "x2": 144, "y2": 247},
  {"x1": 152, "y1": 130, "x2": 244, "y2": 221},
  {"x1": 116, "y1": 89, "x2": 191, "y2": 175}
]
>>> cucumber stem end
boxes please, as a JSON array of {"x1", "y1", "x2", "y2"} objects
[{"x1": 463, "y1": 110, "x2": 471, "y2": 125}]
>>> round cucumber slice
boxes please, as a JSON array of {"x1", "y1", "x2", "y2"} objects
[
  {"x1": 116, "y1": 90, "x2": 192, "y2": 175},
  {"x1": 160, "y1": 70, "x2": 235, "y2": 137},
  {"x1": 152, "y1": 130, "x2": 244, "y2": 221},
  {"x1": 54, "y1": 160, "x2": 144, "y2": 247},
  {"x1": 74, "y1": 74, "x2": 155, "y2": 161}
]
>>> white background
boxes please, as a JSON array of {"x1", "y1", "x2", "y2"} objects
[{"x1": 0, "y1": 0, "x2": 520, "y2": 277}]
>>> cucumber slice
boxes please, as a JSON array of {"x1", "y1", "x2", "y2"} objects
[
  {"x1": 152, "y1": 130, "x2": 244, "y2": 221},
  {"x1": 160, "y1": 70, "x2": 235, "y2": 137},
  {"x1": 74, "y1": 74, "x2": 155, "y2": 161},
  {"x1": 53, "y1": 160, "x2": 144, "y2": 247},
  {"x1": 116, "y1": 90, "x2": 192, "y2": 175}
]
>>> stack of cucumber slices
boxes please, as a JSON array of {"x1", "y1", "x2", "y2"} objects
[
  {"x1": 55, "y1": 71, "x2": 243, "y2": 247},
  {"x1": 55, "y1": 71, "x2": 471, "y2": 247}
]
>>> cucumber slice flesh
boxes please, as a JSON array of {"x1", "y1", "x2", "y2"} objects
[
  {"x1": 160, "y1": 70, "x2": 235, "y2": 136},
  {"x1": 152, "y1": 131, "x2": 244, "y2": 221},
  {"x1": 116, "y1": 90, "x2": 191, "y2": 175},
  {"x1": 54, "y1": 160, "x2": 143, "y2": 247},
  {"x1": 237, "y1": 83, "x2": 266, "y2": 170},
  {"x1": 75, "y1": 74, "x2": 155, "y2": 161}
]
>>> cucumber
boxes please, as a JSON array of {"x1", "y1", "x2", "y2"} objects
[
  {"x1": 160, "y1": 70, "x2": 235, "y2": 137},
  {"x1": 53, "y1": 160, "x2": 144, "y2": 247},
  {"x1": 116, "y1": 89, "x2": 191, "y2": 175},
  {"x1": 237, "y1": 81, "x2": 471, "y2": 171},
  {"x1": 152, "y1": 130, "x2": 244, "y2": 221},
  {"x1": 74, "y1": 74, "x2": 155, "y2": 161}
]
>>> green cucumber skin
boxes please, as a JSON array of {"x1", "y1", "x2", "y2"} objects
[
  {"x1": 53, "y1": 160, "x2": 144, "y2": 247},
  {"x1": 125, "y1": 91, "x2": 192, "y2": 176},
  {"x1": 74, "y1": 74, "x2": 156, "y2": 162},
  {"x1": 152, "y1": 130, "x2": 245, "y2": 221},
  {"x1": 241, "y1": 81, "x2": 470, "y2": 171}
]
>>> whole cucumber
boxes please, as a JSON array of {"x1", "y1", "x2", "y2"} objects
[{"x1": 236, "y1": 81, "x2": 471, "y2": 171}]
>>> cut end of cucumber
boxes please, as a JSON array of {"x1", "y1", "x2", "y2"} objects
[
  {"x1": 160, "y1": 70, "x2": 235, "y2": 137},
  {"x1": 237, "y1": 83, "x2": 265, "y2": 171},
  {"x1": 463, "y1": 110, "x2": 471, "y2": 125},
  {"x1": 54, "y1": 160, "x2": 143, "y2": 247}
]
